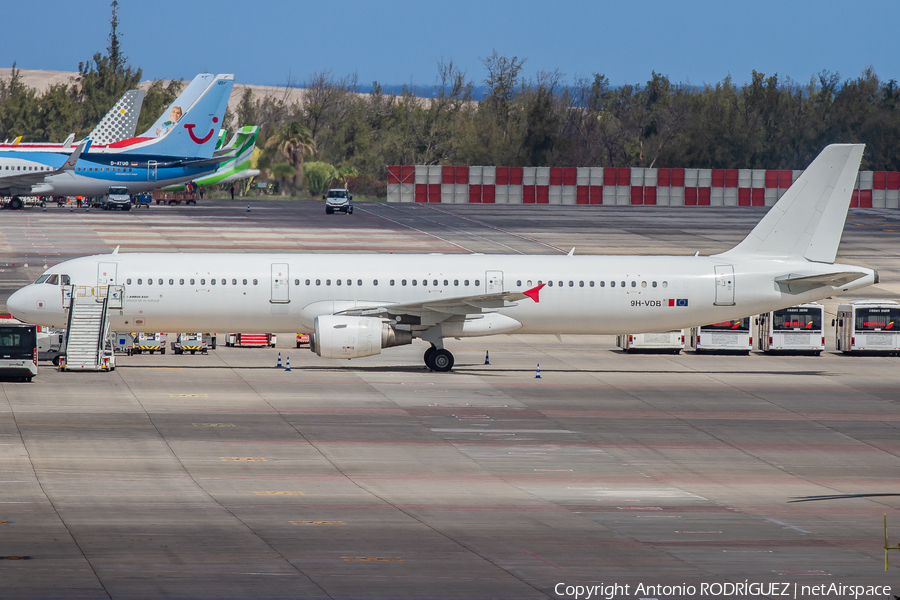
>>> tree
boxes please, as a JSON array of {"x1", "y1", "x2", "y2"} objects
[
  {"x1": 262, "y1": 121, "x2": 316, "y2": 192},
  {"x1": 303, "y1": 161, "x2": 338, "y2": 195}
]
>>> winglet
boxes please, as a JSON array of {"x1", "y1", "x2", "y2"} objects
[
  {"x1": 112, "y1": 246, "x2": 120, "y2": 254},
  {"x1": 523, "y1": 283, "x2": 545, "y2": 303},
  {"x1": 62, "y1": 139, "x2": 90, "y2": 170}
]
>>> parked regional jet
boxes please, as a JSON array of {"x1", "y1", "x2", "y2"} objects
[
  {"x1": 163, "y1": 126, "x2": 260, "y2": 191},
  {"x1": 7, "y1": 145, "x2": 876, "y2": 371},
  {"x1": 0, "y1": 75, "x2": 234, "y2": 199}
]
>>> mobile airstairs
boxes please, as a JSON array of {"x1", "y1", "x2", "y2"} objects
[{"x1": 59, "y1": 285, "x2": 122, "y2": 371}]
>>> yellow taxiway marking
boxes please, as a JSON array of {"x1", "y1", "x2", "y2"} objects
[
  {"x1": 291, "y1": 520, "x2": 345, "y2": 525},
  {"x1": 221, "y1": 457, "x2": 266, "y2": 462},
  {"x1": 0, "y1": 556, "x2": 29, "y2": 560},
  {"x1": 254, "y1": 491, "x2": 305, "y2": 495},
  {"x1": 193, "y1": 423, "x2": 235, "y2": 427},
  {"x1": 171, "y1": 393, "x2": 208, "y2": 397},
  {"x1": 0, "y1": 520, "x2": 6, "y2": 524},
  {"x1": 342, "y1": 556, "x2": 402, "y2": 561}
]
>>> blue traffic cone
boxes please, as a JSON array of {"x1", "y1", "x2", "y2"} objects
[
  {"x1": 276, "y1": 352, "x2": 282, "y2": 368},
  {"x1": 42, "y1": 204, "x2": 46, "y2": 212},
  {"x1": 247, "y1": 203, "x2": 251, "y2": 212},
  {"x1": 284, "y1": 356, "x2": 291, "y2": 371},
  {"x1": 484, "y1": 351, "x2": 490, "y2": 365},
  {"x1": 535, "y1": 363, "x2": 542, "y2": 379}
]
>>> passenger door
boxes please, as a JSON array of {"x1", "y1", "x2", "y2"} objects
[
  {"x1": 148, "y1": 160, "x2": 157, "y2": 181},
  {"x1": 714, "y1": 265, "x2": 735, "y2": 306},
  {"x1": 485, "y1": 270, "x2": 503, "y2": 294},
  {"x1": 98, "y1": 262, "x2": 118, "y2": 286},
  {"x1": 271, "y1": 263, "x2": 290, "y2": 303}
]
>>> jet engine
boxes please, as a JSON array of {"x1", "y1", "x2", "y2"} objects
[{"x1": 310, "y1": 315, "x2": 412, "y2": 359}]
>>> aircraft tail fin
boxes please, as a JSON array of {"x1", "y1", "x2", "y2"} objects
[
  {"x1": 719, "y1": 144, "x2": 864, "y2": 263},
  {"x1": 87, "y1": 89, "x2": 146, "y2": 146},
  {"x1": 122, "y1": 75, "x2": 234, "y2": 158}
]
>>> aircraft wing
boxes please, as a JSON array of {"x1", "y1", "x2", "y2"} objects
[
  {"x1": 336, "y1": 285, "x2": 544, "y2": 320},
  {"x1": 0, "y1": 139, "x2": 89, "y2": 191},
  {"x1": 177, "y1": 153, "x2": 237, "y2": 167}
]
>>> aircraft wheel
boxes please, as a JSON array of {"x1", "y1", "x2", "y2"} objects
[
  {"x1": 9, "y1": 197, "x2": 23, "y2": 210},
  {"x1": 423, "y1": 345, "x2": 436, "y2": 368},
  {"x1": 52, "y1": 356, "x2": 61, "y2": 366},
  {"x1": 429, "y1": 349, "x2": 454, "y2": 372}
]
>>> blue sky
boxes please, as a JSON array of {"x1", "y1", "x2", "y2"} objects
[{"x1": 3, "y1": 0, "x2": 898, "y2": 89}]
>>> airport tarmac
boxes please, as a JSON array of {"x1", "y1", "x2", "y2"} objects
[{"x1": 0, "y1": 200, "x2": 899, "y2": 599}]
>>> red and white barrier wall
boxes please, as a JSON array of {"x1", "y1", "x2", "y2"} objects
[{"x1": 386, "y1": 165, "x2": 900, "y2": 208}]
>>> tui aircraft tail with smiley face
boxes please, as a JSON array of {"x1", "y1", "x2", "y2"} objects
[{"x1": 0, "y1": 74, "x2": 234, "y2": 199}]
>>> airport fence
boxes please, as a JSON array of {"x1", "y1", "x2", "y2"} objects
[{"x1": 386, "y1": 165, "x2": 900, "y2": 208}]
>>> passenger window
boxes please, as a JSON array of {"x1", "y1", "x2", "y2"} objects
[
  {"x1": 47, "y1": 274, "x2": 59, "y2": 285},
  {"x1": 390, "y1": 280, "x2": 395, "y2": 286},
  {"x1": 326, "y1": 279, "x2": 331, "y2": 286},
  {"x1": 244, "y1": 279, "x2": 249, "y2": 285},
  {"x1": 157, "y1": 279, "x2": 162, "y2": 285},
  {"x1": 621, "y1": 281, "x2": 626, "y2": 287},
  {"x1": 373, "y1": 280, "x2": 378, "y2": 286},
  {"x1": 464, "y1": 280, "x2": 469, "y2": 286},
  {"x1": 253, "y1": 279, "x2": 258, "y2": 285},
  {"x1": 402, "y1": 279, "x2": 407, "y2": 286},
  {"x1": 190, "y1": 278, "x2": 195, "y2": 285},
  {"x1": 211, "y1": 279, "x2": 216, "y2": 285},
  {"x1": 652, "y1": 281, "x2": 657, "y2": 288},
  {"x1": 347, "y1": 279, "x2": 351, "y2": 286},
  {"x1": 358, "y1": 280, "x2": 362, "y2": 286},
  {"x1": 589, "y1": 281, "x2": 594, "y2": 287},
  {"x1": 527, "y1": 280, "x2": 532, "y2": 286},
  {"x1": 233, "y1": 279, "x2": 238, "y2": 285},
  {"x1": 600, "y1": 281, "x2": 605, "y2": 287},
  {"x1": 557, "y1": 281, "x2": 562, "y2": 287},
  {"x1": 412, "y1": 280, "x2": 417, "y2": 286},
  {"x1": 476, "y1": 280, "x2": 481, "y2": 286},
  {"x1": 148, "y1": 279, "x2": 153, "y2": 285},
  {"x1": 631, "y1": 281, "x2": 637, "y2": 288},
  {"x1": 454, "y1": 280, "x2": 459, "y2": 286},
  {"x1": 127, "y1": 278, "x2": 132, "y2": 285},
  {"x1": 610, "y1": 281, "x2": 615, "y2": 288},
  {"x1": 662, "y1": 281, "x2": 668, "y2": 288},
  {"x1": 337, "y1": 279, "x2": 342, "y2": 286},
  {"x1": 443, "y1": 280, "x2": 448, "y2": 286},
  {"x1": 517, "y1": 280, "x2": 522, "y2": 287},
  {"x1": 579, "y1": 281, "x2": 584, "y2": 287},
  {"x1": 200, "y1": 279, "x2": 205, "y2": 285},
  {"x1": 316, "y1": 279, "x2": 321, "y2": 286},
  {"x1": 294, "y1": 279, "x2": 299, "y2": 285},
  {"x1": 569, "y1": 281, "x2": 574, "y2": 287},
  {"x1": 548, "y1": 281, "x2": 553, "y2": 287},
  {"x1": 180, "y1": 279, "x2": 184, "y2": 285},
  {"x1": 169, "y1": 279, "x2": 174, "y2": 285},
  {"x1": 305, "y1": 279, "x2": 310, "y2": 285}
]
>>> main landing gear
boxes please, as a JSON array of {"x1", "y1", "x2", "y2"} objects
[{"x1": 423, "y1": 344, "x2": 454, "y2": 372}]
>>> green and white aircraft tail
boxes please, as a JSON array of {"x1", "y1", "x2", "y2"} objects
[{"x1": 165, "y1": 126, "x2": 261, "y2": 191}]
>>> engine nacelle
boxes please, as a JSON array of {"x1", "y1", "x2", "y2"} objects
[{"x1": 311, "y1": 315, "x2": 412, "y2": 359}]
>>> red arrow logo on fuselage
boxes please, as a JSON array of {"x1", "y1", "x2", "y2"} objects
[{"x1": 523, "y1": 283, "x2": 545, "y2": 303}]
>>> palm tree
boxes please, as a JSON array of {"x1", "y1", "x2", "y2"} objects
[{"x1": 264, "y1": 122, "x2": 316, "y2": 192}]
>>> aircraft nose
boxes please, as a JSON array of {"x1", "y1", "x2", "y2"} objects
[{"x1": 6, "y1": 286, "x2": 31, "y2": 321}]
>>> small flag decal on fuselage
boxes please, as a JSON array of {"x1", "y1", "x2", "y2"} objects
[{"x1": 667, "y1": 299, "x2": 689, "y2": 307}]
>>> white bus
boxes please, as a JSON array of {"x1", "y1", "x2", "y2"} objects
[
  {"x1": 835, "y1": 300, "x2": 900, "y2": 354},
  {"x1": 757, "y1": 302, "x2": 825, "y2": 355},
  {"x1": 617, "y1": 330, "x2": 685, "y2": 354},
  {"x1": 690, "y1": 318, "x2": 752, "y2": 354},
  {"x1": 0, "y1": 321, "x2": 38, "y2": 381}
]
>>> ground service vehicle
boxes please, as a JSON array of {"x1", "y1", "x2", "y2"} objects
[
  {"x1": 37, "y1": 329, "x2": 66, "y2": 365},
  {"x1": 2, "y1": 196, "x2": 46, "y2": 210},
  {"x1": 0, "y1": 321, "x2": 37, "y2": 381},
  {"x1": 225, "y1": 333, "x2": 276, "y2": 347},
  {"x1": 835, "y1": 300, "x2": 900, "y2": 354},
  {"x1": 691, "y1": 318, "x2": 752, "y2": 354},
  {"x1": 103, "y1": 186, "x2": 132, "y2": 210},
  {"x1": 324, "y1": 189, "x2": 353, "y2": 214},
  {"x1": 134, "y1": 193, "x2": 152, "y2": 208},
  {"x1": 296, "y1": 333, "x2": 309, "y2": 347},
  {"x1": 172, "y1": 333, "x2": 207, "y2": 354},
  {"x1": 758, "y1": 302, "x2": 825, "y2": 354},
  {"x1": 112, "y1": 332, "x2": 137, "y2": 354},
  {"x1": 134, "y1": 332, "x2": 166, "y2": 354},
  {"x1": 152, "y1": 191, "x2": 198, "y2": 205},
  {"x1": 616, "y1": 330, "x2": 684, "y2": 353}
]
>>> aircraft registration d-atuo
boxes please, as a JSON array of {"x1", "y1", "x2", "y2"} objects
[{"x1": 8, "y1": 144, "x2": 877, "y2": 371}]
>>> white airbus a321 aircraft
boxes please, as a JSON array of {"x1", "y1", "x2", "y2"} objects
[{"x1": 7, "y1": 144, "x2": 877, "y2": 371}]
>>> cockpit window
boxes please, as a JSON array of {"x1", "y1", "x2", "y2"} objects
[
  {"x1": 60, "y1": 275, "x2": 70, "y2": 285},
  {"x1": 46, "y1": 274, "x2": 59, "y2": 285},
  {"x1": 35, "y1": 275, "x2": 50, "y2": 284}
]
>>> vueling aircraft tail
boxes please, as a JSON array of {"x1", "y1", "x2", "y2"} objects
[
  {"x1": 119, "y1": 74, "x2": 234, "y2": 158},
  {"x1": 87, "y1": 89, "x2": 146, "y2": 146},
  {"x1": 719, "y1": 144, "x2": 864, "y2": 264}
]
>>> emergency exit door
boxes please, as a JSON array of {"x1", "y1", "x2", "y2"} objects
[
  {"x1": 714, "y1": 265, "x2": 735, "y2": 306},
  {"x1": 98, "y1": 262, "x2": 118, "y2": 286},
  {"x1": 485, "y1": 270, "x2": 503, "y2": 294},
  {"x1": 271, "y1": 263, "x2": 290, "y2": 303}
]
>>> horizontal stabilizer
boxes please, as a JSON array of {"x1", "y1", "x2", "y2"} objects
[{"x1": 775, "y1": 271, "x2": 867, "y2": 293}]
